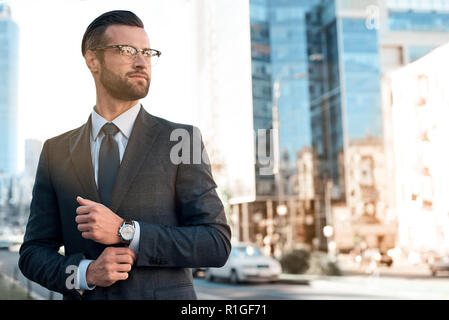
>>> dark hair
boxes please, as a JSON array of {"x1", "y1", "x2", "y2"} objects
[{"x1": 81, "y1": 10, "x2": 144, "y2": 57}]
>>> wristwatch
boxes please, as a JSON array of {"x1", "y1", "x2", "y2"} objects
[{"x1": 118, "y1": 220, "x2": 135, "y2": 245}]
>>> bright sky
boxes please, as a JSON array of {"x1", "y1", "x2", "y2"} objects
[{"x1": 9, "y1": 0, "x2": 199, "y2": 172}]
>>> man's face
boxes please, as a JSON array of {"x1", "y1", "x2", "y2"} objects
[{"x1": 97, "y1": 25, "x2": 151, "y2": 101}]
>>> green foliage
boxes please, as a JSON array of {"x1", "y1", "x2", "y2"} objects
[
  {"x1": 319, "y1": 256, "x2": 342, "y2": 276},
  {"x1": 280, "y1": 249, "x2": 311, "y2": 274},
  {"x1": 308, "y1": 252, "x2": 342, "y2": 276}
]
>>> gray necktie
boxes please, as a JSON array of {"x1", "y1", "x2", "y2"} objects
[{"x1": 98, "y1": 123, "x2": 120, "y2": 208}]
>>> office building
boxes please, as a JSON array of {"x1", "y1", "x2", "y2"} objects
[
  {"x1": 0, "y1": 3, "x2": 19, "y2": 174},
  {"x1": 229, "y1": 0, "x2": 321, "y2": 253},
  {"x1": 384, "y1": 42, "x2": 449, "y2": 255},
  {"x1": 306, "y1": 0, "x2": 449, "y2": 251}
]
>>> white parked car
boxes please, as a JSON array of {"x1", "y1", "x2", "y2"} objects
[
  {"x1": 429, "y1": 256, "x2": 449, "y2": 276},
  {"x1": 205, "y1": 243, "x2": 282, "y2": 283}
]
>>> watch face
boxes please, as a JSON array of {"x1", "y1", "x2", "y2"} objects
[{"x1": 121, "y1": 225, "x2": 135, "y2": 241}]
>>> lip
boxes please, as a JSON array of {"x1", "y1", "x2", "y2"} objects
[{"x1": 128, "y1": 74, "x2": 148, "y2": 80}]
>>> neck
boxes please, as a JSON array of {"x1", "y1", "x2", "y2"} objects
[{"x1": 94, "y1": 94, "x2": 139, "y2": 121}]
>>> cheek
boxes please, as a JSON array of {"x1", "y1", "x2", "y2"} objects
[
  {"x1": 101, "y1": 65, "x2": 126, "y2": 82},
  {"x1": 102, "y1": 57, "x2": 128, "y2": 76}
]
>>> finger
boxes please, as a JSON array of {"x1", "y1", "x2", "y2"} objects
[
  {"x1": 114, "y1": 254, "x2": 135, "y2": 265},
  {"x1": 77, "y1": 196, "x2": 99, "y2": 206},
  {"x1": 120, "y1": 249, "x2": 137, "y2": 262},
  {"x1": 81, "y1": 231, "x2": 94, "y2": 240},
  {"x1": 126, "y1": 250, "x2": 137, "y2": 263},
  {"x1": 76, "y1": 205, "x2": 92, "y2": 215},
  {"x1": 75, "y1": 214, "x2": 91, "y2": 224},
  {"x1": 110, "y1": 247, "x2": 136, "y2": 257},
  {"x1": 115, "y1": 263, "x2": 132, "y2": 273},
  {"x1": 77, "y1": 223, "x2": 91, "y2": 232},
  {"x1": 114, "y1": 272, "x2": 129, "y2": 281}
]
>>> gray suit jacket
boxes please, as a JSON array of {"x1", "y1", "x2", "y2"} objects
[{"x1": 18, "y1": 106, "x2": 231, "y2": 300}]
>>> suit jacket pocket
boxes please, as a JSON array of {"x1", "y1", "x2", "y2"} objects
[{"x1": 154, "y1": 283, "x2": 197, "y2": 300}]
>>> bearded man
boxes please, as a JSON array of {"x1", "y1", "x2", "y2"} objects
[{"x1": 18, "y1": 10, "x2": 231, "y2": 300}]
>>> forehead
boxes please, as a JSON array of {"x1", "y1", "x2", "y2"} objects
[{"x1": 104, "y1": 25, "x2": 150, "y2": 48}]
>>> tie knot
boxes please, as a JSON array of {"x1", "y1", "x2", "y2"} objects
[{"x1": 101, "y1": 123, "x2": 119, "y2": 136}]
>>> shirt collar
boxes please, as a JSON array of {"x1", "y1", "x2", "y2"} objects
[{"x1": 91, "y1": 102, "x2": 141, "y2": 141}]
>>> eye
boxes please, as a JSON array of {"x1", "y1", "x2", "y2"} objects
[
  {"x1": 120, "y1": 46, "x2": 136, "y2": 56},
  {"x1": 143, "y1": 49, "x2": 155, "y2": 58}
]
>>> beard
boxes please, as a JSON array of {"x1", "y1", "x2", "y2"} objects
[{"x1": 99, "y1": 63, "x2": 150, "y2": 101}]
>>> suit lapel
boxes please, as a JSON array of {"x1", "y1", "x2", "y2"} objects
[
  {"x1": 109, "y1": 106, "x2": 162, "y2": 213},
  {"x1": 69, "y1": 115, "x2": 101, "y2": 203}
]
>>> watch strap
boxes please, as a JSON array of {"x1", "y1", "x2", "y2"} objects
[
  {"x1": 124, "y1": 219, "x2": 134, "y2": 227},
  {"x1": 119, "y1": 220, "x2": 135, "y2": 244}
]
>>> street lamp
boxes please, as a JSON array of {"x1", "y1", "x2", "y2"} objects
[
  {"x1": 323, "y1": 225, "x2": 336, "y2": 256},
  {"x1": 276, "y1": 204, "x2": 288, "y2": 216},
  {"x1": 323, "y1": 225, "x2": 333, "y2": 238}
]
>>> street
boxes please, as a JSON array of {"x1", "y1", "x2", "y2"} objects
[
  {"x1": 193, "y1": 272, "x2": 449, "y2": 300},
  {"x1": 2, "y1": 250, "x2": 449, "y2": 300},
  {"x1": 0, "y1": 250, "x2": 61, "y2": 300},
  {"x1": 193, "y1": 278, "x2": 395, "y2": 300}
]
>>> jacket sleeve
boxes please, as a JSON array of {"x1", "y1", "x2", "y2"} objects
[
  {"x1": 135, "y1": 127, "x2": 232, "y2": 268},
  {"x1": 18, "y1": 140, "x2": 84, "y2": 299}
]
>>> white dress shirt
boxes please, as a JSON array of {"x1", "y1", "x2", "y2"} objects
[{"x1": 77, "y1": 102, "x2": 142, "y2": 291}]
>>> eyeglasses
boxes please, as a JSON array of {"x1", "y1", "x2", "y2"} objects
[{"x1": 94, "y1": 44, "x2": 161, "y2": 66}]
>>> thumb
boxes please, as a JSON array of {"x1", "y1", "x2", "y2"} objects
[{"x1": 76, "y1": 196, "x2": 97, "y2": 205}]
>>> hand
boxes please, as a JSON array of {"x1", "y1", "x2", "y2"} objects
[
  {"x1": 75, "y1": 196, "x2": 124, "y2": 245},
  {"x1": 86, "y1": 247, "x2": 137, "y2": 287}
]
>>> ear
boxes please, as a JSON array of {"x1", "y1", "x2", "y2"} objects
[{"x1": 84, "y1": 50, "x2": 101, "y2": 74}]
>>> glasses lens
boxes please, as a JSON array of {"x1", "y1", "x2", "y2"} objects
[
  {"x1": 146, "y1": 50, "x2": 160, "y2": 66},
  {"x1": 116, "y1": 46, "x2": 160, "y2": 66},
  {"x1": 120, "y1": 46, "x2": 137, "y2": 58}
]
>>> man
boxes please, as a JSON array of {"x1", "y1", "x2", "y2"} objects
[{"x1": 18, "y1": 10, "x2": 231, "y2": 300}]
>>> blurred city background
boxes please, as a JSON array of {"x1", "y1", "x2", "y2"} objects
[{"x1": 2, "y1": 0, "x2": 449, "y2": 299}]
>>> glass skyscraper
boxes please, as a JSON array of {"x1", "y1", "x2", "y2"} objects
[
  {"x1": 307, "y1": 0, "x2": 382, "y2": 197},
  {"x1": 232, "y1": 0, "x2": 322, "y2": 253},
  {"x1": 0, "y1": 3, "x2": 19, "y2": 174},
  {"x1": 235, "y1": 0, "x2": 449, "y2": 252},
  {"x1": 307, "y1": 0, "x2": 449, "y2": 192},
  {"x1": 269, "y1": 0, "x2": 320, "y2": 196},
  {"x1": 250, "y1": 0, "x2": 319, "y2": 197},
  {"x1": 306, "y1": 0, "x2": 449, "y2": 250},
  {"x1": 250, "y1": 0, "x2": 274, "y2": 196}
]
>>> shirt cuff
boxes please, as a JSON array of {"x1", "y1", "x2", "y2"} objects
[
  {"x1": 78, "y1": 259, "x2": 96, "y2": 290},
  {"x1": 129, "y1": 221, "x2": 140, "y2": 254}
]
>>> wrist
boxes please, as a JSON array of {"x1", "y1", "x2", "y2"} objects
[
  {"x1": 86, "y1": 261, "x2": 96, "y2": 287},
  {"x1": 116, "y1": 218, "x2": 124, "y2": 244},
  {"x1": 118, "y1": 219, "x2": 135, "y2": 245}
]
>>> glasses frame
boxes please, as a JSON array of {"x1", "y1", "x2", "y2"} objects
[{"x1": 93, "y1": 44, "x2": 161, "y2": 62}]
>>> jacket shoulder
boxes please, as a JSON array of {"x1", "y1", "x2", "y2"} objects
[
  {"x1": 44, "y1": 124, "x2": 84, "y2": 148},
  {"x1": 150, "y1": 114, "x2": 197, "y2": 133}
]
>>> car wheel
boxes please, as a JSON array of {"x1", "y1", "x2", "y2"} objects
[
  {"x1": 230, "y1": 270, "x2": 240, "y2": 284},
  {"x1": 270, "y1": 277, "x2": 279, "y2": 284},
  {"x1": 205, "y1": 270, "x2": 215, "y2": 282}
]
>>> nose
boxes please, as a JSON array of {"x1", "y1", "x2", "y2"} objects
[{"x1": 133, "y1": 51, "x2": 149, "y2": 69}]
